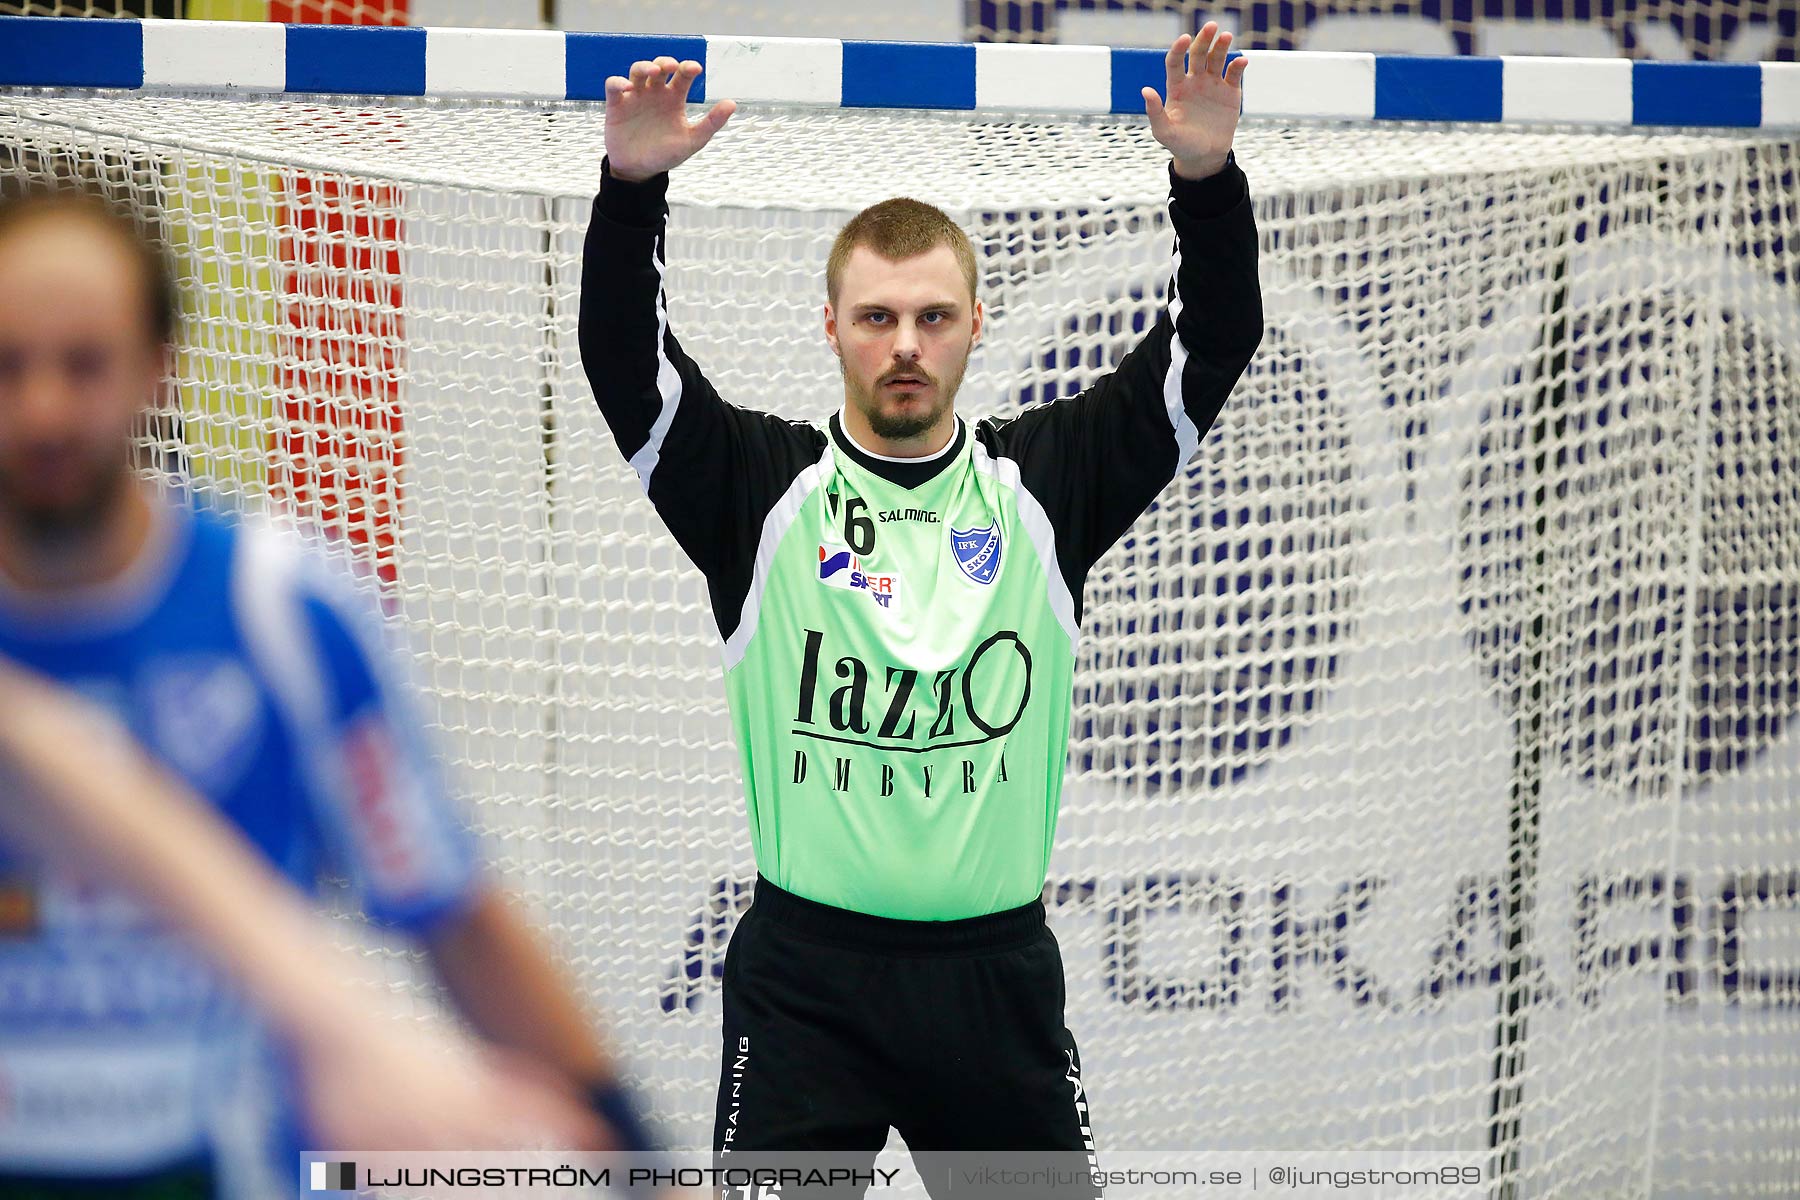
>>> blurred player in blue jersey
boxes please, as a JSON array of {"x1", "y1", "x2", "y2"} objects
[
  {"x1": 0, "y1": 183, "x2": 658, "y2": 1196},
  {"x1": 0, "y1": 657, "x2": 604, "y2": 1161}
]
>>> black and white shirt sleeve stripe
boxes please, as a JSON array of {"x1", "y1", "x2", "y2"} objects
[
  {"x1": 977, "y1": 155, "x2": 1263, "y2": 623},
  {"x1": 579, "y1": 157, "x2": 828, "y2": 642}
]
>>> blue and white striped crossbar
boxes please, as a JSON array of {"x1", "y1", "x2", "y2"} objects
[{"x1": 2, "y1": 15, "x2": 1797, "y2": 130}]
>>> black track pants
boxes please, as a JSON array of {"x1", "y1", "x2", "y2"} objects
[{"x1": 712, "y1": 876, "x2": 1099, "y2": 1199}]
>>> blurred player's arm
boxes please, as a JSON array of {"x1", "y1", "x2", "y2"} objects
[
  {"x1": 0, "y1": 659, "x2": 600, "y2": 1152},
  {"x1": 427, "y1": 886, "x2": 662, "y2": 1152},
  {"x1": 275, "y1": 541, "x2": 663, "y2": 1152}
]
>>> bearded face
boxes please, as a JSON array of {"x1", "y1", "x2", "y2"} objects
[
  {"x1": 0, "y1": 215, "x2": 160, "y2": 550},
  {"x1": 827, "y1": 241, "x2": 981, "y2": 451}
]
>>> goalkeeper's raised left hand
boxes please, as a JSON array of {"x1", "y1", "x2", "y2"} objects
[{"x1": 1143, "y1": 23, "x2": 1248, "y2": 181}]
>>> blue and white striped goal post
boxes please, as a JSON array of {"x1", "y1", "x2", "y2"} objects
[{"x1": 1, "y1": 14, "x2": 1797, "y2": 129}]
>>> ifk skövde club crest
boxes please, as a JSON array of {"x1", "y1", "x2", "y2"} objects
[{"x1": 950, "y1": 522, "x2": 1002, "y2": 585}]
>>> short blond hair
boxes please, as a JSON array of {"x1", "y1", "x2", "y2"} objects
[{"x1": 826, "y1": 197, "x2": 978, "y2": 305}]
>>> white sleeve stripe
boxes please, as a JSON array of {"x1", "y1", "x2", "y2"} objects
[
  {"x1": 722, "y1": 445, "x2": 834, "y2": 670},
  {"x1": 625, "y1": 240, "x2": 685, "y2": 493},
  {"x1": 1162, "y1": 241, "x2": 1202, "y2": 467},
  {"x1": 232, "y1": 524, "x2": 342, "y2": 839},
  {"x1": 972, "y1": 440, "x2": 1081, "y2": 657},
  {"x1": 233, "y1": 523, "x2": 328, "y2": 740},
  {"x1": 233, "y1": 522, "x2": 468, "y2": 913}
]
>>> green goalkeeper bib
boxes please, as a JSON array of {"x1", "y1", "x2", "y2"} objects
[{"x1": 723, "y1": 420, "x2": 1075, "y2": 919}]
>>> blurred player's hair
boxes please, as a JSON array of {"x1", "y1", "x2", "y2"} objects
[{"x1": 0, "y1": 148, "x2": 179, "y2": 345}]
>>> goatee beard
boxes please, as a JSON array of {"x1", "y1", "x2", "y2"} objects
[
  {"x1": 867, "y1": 406, "x2": 943, "y2": 441},
  {"x1": 0, "y1": 464, "x2": 132, "y2": 550},
  {"x1": 849, "y1": 356, "x2": 968, "y2": 446}
]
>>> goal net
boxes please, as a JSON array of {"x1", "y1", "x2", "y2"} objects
[{"x1": 2, "y1": 87, "x2": 1797, "y2": 1195}]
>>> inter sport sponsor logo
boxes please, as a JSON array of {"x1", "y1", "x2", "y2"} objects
[{"x1": 817, "y1": 546, "x2": 900, "y2": 609}]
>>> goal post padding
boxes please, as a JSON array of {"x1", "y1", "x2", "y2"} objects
[{"x1": 2, "y1": 25, "x2": 1798, "y2": 1196}]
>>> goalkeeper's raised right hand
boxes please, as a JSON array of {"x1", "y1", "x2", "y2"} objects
[{"x1": 603, "y1": 58, "x2": 736, "y2": 183}]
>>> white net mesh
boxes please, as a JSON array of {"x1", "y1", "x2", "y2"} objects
[{"x1": 3, "y1": 92, "x2": 1798, "y2": 1195}]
